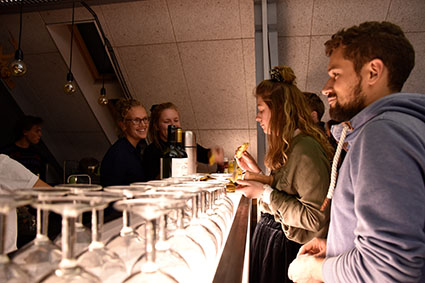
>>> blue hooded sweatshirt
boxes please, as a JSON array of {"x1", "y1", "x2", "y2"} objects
[{"x1": 323, "y1": 93, "x2": 425, "y2": 282}]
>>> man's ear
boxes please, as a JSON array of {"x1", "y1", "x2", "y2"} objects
[
  {"x1": 311, "y1": 111, "x2": 319, "y2": 124},
  {"x1": 367, "y1": 58, "x2": 385, "y2": 85}
]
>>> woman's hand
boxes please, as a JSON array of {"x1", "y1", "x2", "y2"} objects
[
  {"x1": 235, "y1": 151, "x2": 261, "y2": 173},
  {"x1": 235, "y1": 179, "x2": 265, "y2": 199},
  {"x1": 210, "y1": 146, "x2": 224, "y2": 165}
]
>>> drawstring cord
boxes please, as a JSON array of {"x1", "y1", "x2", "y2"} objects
[{"x1": 320, "y1": 123, "x2": 350, "y2": 211}]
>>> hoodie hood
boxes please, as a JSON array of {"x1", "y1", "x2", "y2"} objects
[{"x1": 331, "y1": 92, "x2": 425, "y2": 145}]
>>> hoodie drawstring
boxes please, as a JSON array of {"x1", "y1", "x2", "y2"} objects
[{"x1": 320, "y1": 123, "x2": 350, "y2": 211}]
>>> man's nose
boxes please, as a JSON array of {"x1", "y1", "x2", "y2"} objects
[{"x1": 322, "y1": 78, "x2": 333, "y2": 96}]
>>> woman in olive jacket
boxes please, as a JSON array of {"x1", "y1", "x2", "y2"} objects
[{"x1": 236, "y1": 65, "x2": 334, "y2": 283}]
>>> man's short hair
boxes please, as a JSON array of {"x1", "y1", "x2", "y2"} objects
[
  {"x1": 325, "y1": 21, "x2": 415, "y2": 92},
  {"x1": 303, "y1": 92, "x2": 325, "y2": 121}
]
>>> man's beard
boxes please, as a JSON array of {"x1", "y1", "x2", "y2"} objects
[{"x1": 329, "y1": 77, "x2": 367, "y2": 122}]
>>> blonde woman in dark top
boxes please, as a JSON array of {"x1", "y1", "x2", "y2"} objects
[
  {"x1": 235, "y1": 66, "x2": 334, "y2": 283},
  {"x1": 100, "y1": 98, "x2": 149, "y2": 187}
]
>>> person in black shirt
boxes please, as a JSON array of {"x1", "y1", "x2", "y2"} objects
[
  {"x1": 1, "y1": 115, "x2": 46, "y2": 179},
  {"x1": 100, "y1": 98, "x2": 149, "y2": 187},
  {"x1": 144, "y1": 102, "x2": 224, "y2": 180}
]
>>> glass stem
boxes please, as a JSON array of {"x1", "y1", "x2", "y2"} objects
[
  {"x1": 91, "y1": 208, "x2": 104, "y2": 243},
  {"x1": 62, "y1": 216, "x2": 75, "y2": 261},
  {"x1": 191, "y1": 195, "x2": 198, "y2": 220},
  {"x1": 200, "y1": 191, "x2": 206, "y2": 215},
  {"x1": 123, "y1": 209, "x2": 129, "y2": 228},
  {"x1": 36, "y1": 207, "x2": 42, "y2": 236},
  {"x1": 142, "y1": 219, "x2": 158, "y2": 273},
  {"x1": 42, "y1": 209, "x2": 49, "y2": 236},
  {"x1": 158, "y1": 215, "x2": 167, "y2": 243},
  {"x1": 177, "y1": 208, "x2": 185, "y2": 230}
]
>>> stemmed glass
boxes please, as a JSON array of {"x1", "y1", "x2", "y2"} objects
[
  {"x1": 149, "y1": 187, "x2": 208, "y2": 275},
  {"x1": 76, "y1": 191, "x2": 127, "y2": 283},
  {"x1": 179, "y1": 182, "x2": 224, "y2": 248},
  {"x1": 35, "y1": 196, "x2": 103, "y2": 283},
  {"x1": 114, "y1": 195, "x2": 192, "y2": 283},
  {"x1": 0, "y1": 194, "x2": 32, "y2": 282},
  {"x1": 103, "y1": 186, "x2": 151, "y2": 274},
  {"x1": 54, "y1": 184, "x2": 102, "y2": 257},
  {"x1": 173, "y1": 183, "x2": 220, "y2": 262},
  {"x1": 12, "y1": 187, "x2": 69, "y2": 281}
]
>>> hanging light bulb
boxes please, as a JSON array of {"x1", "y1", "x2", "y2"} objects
[
  {"x1": 10, "y1": 2, "x2": 27, "y2": 76},
  {"x1": 98, "y1": 86, "x2": 108, "y2": 105},
  {"x1": 64, "y1": 1, "x2": 76, "y2": 94},
  {"x1": 64, "y1": 72, "x2": 76, "y2": 94},
  {"x1": 98, "y1": 39, "x2": 108, "y2": 105}
]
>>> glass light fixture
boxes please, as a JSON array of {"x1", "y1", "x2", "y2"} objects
[
  {"x1": 98, "y1": 41, "x2": 108, "y2": 105},
  {"x1": 64, "y1": 72, "x2": 76, "y2": 94},
  {"x1": 64, "y1": 1, "x2": 76, "y2": 94},
  {"x1": 98, "y1": 86, "x2": 108, "y2": 105},
  {"x1": 10, "y1": 2, "x2": 26, "y2": 76}
]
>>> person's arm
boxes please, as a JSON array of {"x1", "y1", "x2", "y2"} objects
[
  {"x1": 323, "y1": 120, "x2": 425, "y2": 282},
  {"x1": 34, "y1": 178, "x2": 49, "y2": 187},
  {"x1": 288, "y1": 237, "x2": 327, "y2": 282},
  {"x1": 265, "y1": 139, "x2": 331, "y2": 233}
]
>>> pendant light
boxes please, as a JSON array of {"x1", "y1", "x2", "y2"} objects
[
  {"x1": 98, "y1": 42, "x2": 108, "y2": 105},
  {"x1": 10, "y1": 1, "x2": 27, "y2": 77},
  {"x1": 64, "y1": 1, "x2": 76, "y2": 94}
]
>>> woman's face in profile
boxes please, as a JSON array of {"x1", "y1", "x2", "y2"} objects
[
  {"x1": 256, "y1": 96, "x2": 271, "y2": 134},
  {"x1": 158, "y1": 108, "x2": 181, "y2": 141}
]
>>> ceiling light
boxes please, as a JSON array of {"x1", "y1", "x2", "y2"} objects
[{"x1": 10, "y1": 2, "x2": 26, "y2": 76}]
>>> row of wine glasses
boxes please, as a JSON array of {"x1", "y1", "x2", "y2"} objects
[{"x1": 1, "y1": 174, "x2": 236, "y2": 283}]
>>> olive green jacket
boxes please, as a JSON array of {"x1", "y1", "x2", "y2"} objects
[{"x1": 259, "y1": 133, "x2": 331, "y2": 244}]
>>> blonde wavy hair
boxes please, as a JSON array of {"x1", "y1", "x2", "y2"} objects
[
  {"x1": 256, "y1": 66, "x2": 334, "y2": 170},
  {"x1": 114, "y1": 98, "x2": 144, "y2": 137}
]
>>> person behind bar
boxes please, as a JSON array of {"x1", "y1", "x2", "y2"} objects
[
  {"x1": 144, "y1": 102, "x2": 224, "y2": 180},
  {"x1": 0, "y1": 154, "x2": 50, "y2": 254},
  {"x1": 235, "y1": 65, "x2": 334, "y2": 283},
  {"x1": 303, "y1": 91, "x2": 326, "y2": 132},
  {"x1": 1, "y1": 115, "x2": 46, "y2": 180},
  {"x1": 288, "y1": 21, "x2": 425, "y2": 283},
  {"x1": 100, "y1": 98, "x2": 149, "y2": 187}
]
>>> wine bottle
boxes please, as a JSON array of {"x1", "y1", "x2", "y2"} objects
[
  {"x1": 176, "y1": 128, "x2": 188, "y2": 158},
  {"x1": 173, "y1": 127, "x2": 189, "y2": 176},
  {"x1": 160, "y1": 125, "x2": 178, "y2": 179}
]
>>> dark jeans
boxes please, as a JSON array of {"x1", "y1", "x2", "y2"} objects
[{"x1": 250, "y1": 213, "x2": 301, "y2": 283}]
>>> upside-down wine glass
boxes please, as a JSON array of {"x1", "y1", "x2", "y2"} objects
[
  {"x1": 35, "y1": 196, "x2": 103, "y2": 283},
  {"x1": 130, "y1": 191, "x2": 194, "y2": 282},
  {"x1": 150, "y1": 186, "x2": 208, "y2": 276},
  {"x1": 0, "y1": 194, "x2": 32, "y2": 283},
  {"x1": 12, "y1": 187, "x2": 69, "y2": 281},
  {"x1": 103, "y1": 186, "x2": 151, "y2": 274},
  {"x1": 54, "y1": 184, "x2": 102, "y2": 257},
  {"x1": 174, "y1": 182, "x2": 220, "y2": 262},
  {"x1": 114, "y1": 195, "x2": 191, "y2": 283},
  {"x1": 76, "y1": 191, "x2": 127, "y2": 283}
]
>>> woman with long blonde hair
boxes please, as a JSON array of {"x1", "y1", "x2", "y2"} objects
[{"x1": 236, "y1": 65, "x2": 333, "y2": 283}]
